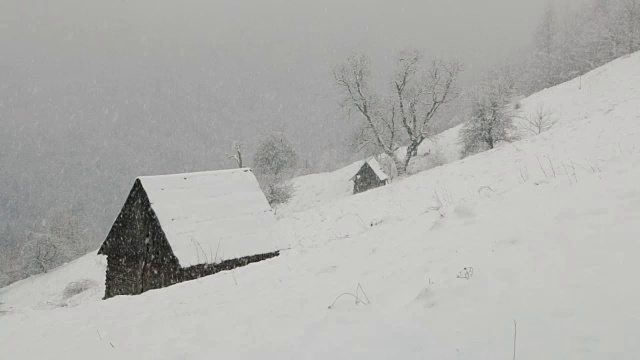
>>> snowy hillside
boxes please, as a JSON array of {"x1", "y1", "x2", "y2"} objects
[
  {"x1": 277, "y1": 161, "x2": 363, "y2": 215},
  {"x1": 285, "y1": 52, "x2": 640, "y2": 212},
  {"x1": 0, "y1": 254, "x2": 106, "y2": 314},
  {"x1": 2, "y1": 52, "x2": 640, "y2": 359}
]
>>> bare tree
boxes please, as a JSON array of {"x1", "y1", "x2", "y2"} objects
[
  {"x1": 394, "y1": 52, "x2": 462, "y2": 171},
  {"x1": 228, "y1": 142, "x2": 244, "y2": 168},
  {"x1": 519, "y1": 105, "x2": 559, "y2": 135},
  {"x1": 22, "y1": 233, "x2": 61, "y2": 274},
  {"x1": 334, "y1": 55, "x2": 402, "y2": 166},
  {"x1": 334, "y1": 51, "x2": 461, "y2": 175}
]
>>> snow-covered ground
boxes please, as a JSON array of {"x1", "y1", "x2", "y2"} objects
[
  {"x1": 2, "y1": 52, "x2": 640, "y2": 359},
  {"x1": 277, "y1": 160, "x2": 363, "y2": 215},
  {"x1": 0, "y1": 253, "x2": 106, "y2": 314}
]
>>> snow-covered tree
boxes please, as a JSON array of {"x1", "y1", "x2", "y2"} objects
[
  {"x1": 519, "y1": 0, "x2": 640, "y2": 97},
  {"x1": 459, "y1": 75, "x2": 519, "y2": 157},
  {"x1": 393, "y1": 52, "x2": 462, "y2": 171},
  {"x1": 526, "y1": 2, "x2": 565, "y2": 93},
  {"x1": 334, "y1": 55, "x2": 403, "y2": 165},
  {"x1": 334, "y1": 51, "x2": 461, "y2": 174},
  {"x1": 618, "y1": 0, "x2": 640, "y2": 54},
  {"x1": 0, "y1": 252, "x2": 11, "y2": 288},
  {"x1": 253, "y1": 132, "x2": 298, "y2": 206},
  {"x1": 253, "y1": 132, "x2": 298, "y2": 179}
]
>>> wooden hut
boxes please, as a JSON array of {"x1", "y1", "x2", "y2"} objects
[
  {"x1": 350, "y1": 158, "x2": 389, "y2": 194},
  {"x1": 98, "y1": 168, "x2": 281, "y2": 299}
]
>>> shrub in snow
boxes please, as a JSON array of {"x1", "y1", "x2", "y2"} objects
[
  {"x1": 62, "y1": 279, "x2": 98, "y2": 299},
  {"x1": 260, "y1": 178, "x2": 296, "y2": 207},
  {"x1": 519, "y1": 105, "x2": 559, "y2": 136}
]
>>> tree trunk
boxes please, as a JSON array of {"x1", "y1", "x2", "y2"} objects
[
  {"x1": 382, "y1": 153, "x2": 402, "y2": 177},
  {"x1": 487, "y1": 137, "x2": 494, "y2": 149},
  {"x1": 402, "y1": 143, "x2": 418, "y2": 174},
  {"x1": 401, "y1": 137, "x2": 425, "y2": 175}
]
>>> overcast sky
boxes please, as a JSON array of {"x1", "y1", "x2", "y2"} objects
[
  {"x1": 0, "y1": 0, "x2": 569, "y2": 163},
  {"x1": 1, "y1": 0, "x2": 552, "y2": 91}
]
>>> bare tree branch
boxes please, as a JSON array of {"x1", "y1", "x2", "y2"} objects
[{"x1": 334, "y1": 51, "x2": 461, "y2": 175}]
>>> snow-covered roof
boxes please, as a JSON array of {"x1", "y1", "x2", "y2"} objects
[
  {"x1": 138, "y1": 168, "x2": 281, "y2": 267},
  {"x1": 366, "y1": 158, "x2": 389, "y2": 181},
  {"x1": 351, "y1": 157, "x2": 389, "y2": 182}
]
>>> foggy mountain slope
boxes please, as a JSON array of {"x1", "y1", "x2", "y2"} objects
[
  {"x1": 1, "y1": 51, "x2": 640, "y2": 359},
  {"x1": 281, "y1": 51, "x2": 640, "y2": 214}
]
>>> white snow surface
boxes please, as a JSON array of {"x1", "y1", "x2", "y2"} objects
[
  {"x1": 278, "y1": 160, "x2": 362, "y2": 214},
  {"x1": 0, "y1": 253, "x2": 106, "y2": 314},
  {"x1": 2, "y1": 52, "x2": 640, "y2": 359},
  {"x1": 138, "y1": 168, "x2": 283, "y2": 267}
]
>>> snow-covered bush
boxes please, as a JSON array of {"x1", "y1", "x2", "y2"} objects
[
  {"x1": 253, "y1": 132, "x2": 298, "y2": 178},
  {"x1": 260, "y1": 178, "x2": 296, "y2": 207},
  {"x1": 459, "y1": 75, "x2": 519, "y2": 158},
  {"x1": 253, "y1": 131, "x2": 298, "y2": 206}
]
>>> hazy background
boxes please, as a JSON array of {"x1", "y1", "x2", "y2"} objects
[{"x1": 0, "y1": 0, "x2": 581, "y2": 251}]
